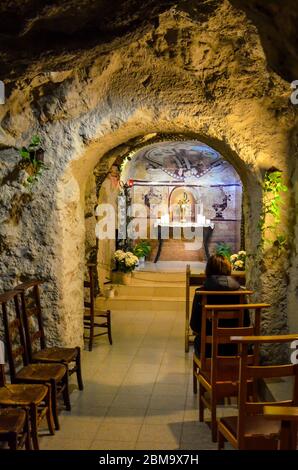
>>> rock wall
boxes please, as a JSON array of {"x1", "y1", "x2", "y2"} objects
[{"x1": 0, "y1": 0, "x2": 297, "y2": 353}]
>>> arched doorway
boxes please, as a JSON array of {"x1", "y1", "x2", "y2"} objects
[{"x1": 95, "y1": 139, "x2": 244, "y2": 275}]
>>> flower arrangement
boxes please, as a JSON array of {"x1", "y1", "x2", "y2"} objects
[
  {"x1": 230, "y1": 250, "x2": 246, "y2": 271},
  {"x1": 113, "y1": 250, "x2": 139, "y2": 273}
]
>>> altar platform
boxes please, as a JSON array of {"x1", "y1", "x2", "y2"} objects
[
  {"x1": 136, "y1": 261, "x2": 206, "y2": 273},
  {"x1": 98, "y1": 261, "x2": 209, "y2": 314}
]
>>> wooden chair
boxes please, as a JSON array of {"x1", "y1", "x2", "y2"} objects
[
  {"x1": 218, "y1": 334, "x2": 298, "y2": 450},
  {"x1": 0, "y1": 290, "x2": 69, "y2": 431},
  {"x1": 263, "y1": 406, "x2": 298, "y2": 450},
  {"x1": 192, "y1": 289, "x2": 253, "y2": 375},
  {"x1": 0, "y1": 408, "x2": 30, "y2": 450},
  {"x1": 14, "y1": 280, "x2": 83, "y2": 391},
  {"x1": 195, "y1": 303, "x2": 268, "y2": 442},
  {"x1": 84, "y1": 264, "x2": 112, "y2": 351},
  {"x1": 185, "y1": 264, "x2": 246, "y2": 352},
  {"x1": 0, "y1": 364, "x2": 54, "y2": 450}
]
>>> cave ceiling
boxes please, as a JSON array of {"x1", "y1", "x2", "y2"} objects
[{"x1": 0, "y1": 0, "x2": 297, "y2": 84}]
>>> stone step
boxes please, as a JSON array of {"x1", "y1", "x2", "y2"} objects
[
  {"x1": 133, "y1": 270, "x2": 187, "y2": 282},
  {"x1": 109, "y1": 269, "x2": 203, "y2": 285},
  {"x1": 96, "y1": 296, "x2": 185, "y2": 311},
  {"x1": 108, "y1": 284, "x2": 190, "y2": 298}
]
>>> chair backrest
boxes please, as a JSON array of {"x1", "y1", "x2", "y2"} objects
[
  {"x1": 185, "y1": 264, "x2": 247, "y2": 353},
  {"x1": 230, "y1": 334, "x2": 298, "y2": 448},
  {"x1": 84, "y1": 264, "x2": 95, "y2": 317},
  {"x1": 194, "y1": 290, "x2": 253, "y2": 366},
  {"x1": 0, "y1": 290, "x2": 29, "y2": 381},
  {"x1": 14, "y1": 280, "x2": 46, "y2": 361},
  {"x1": 203, "y1": 304, "x2": 269, "y2": 389}
]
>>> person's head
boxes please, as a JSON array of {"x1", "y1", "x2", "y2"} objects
[{"x1": 205, "y1": 254, "x2": 232, "y2": 277}]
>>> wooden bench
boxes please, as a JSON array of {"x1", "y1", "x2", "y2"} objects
[
  {"x1": 218, "y1": 334, "x2": 298, "y2": 450},
  {"x1": 185, "y1": 264, "x2": 245, "y2": 352},
  {"x1": 195, "y1": 303, "x2": 267, "y2": 442},
  {"x1": 185, "y1": 264, "x2": 246, "y2": 352}
]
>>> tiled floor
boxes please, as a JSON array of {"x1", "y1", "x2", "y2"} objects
[{"x1": 39, "y1": 308, "x2": 235, "y2": 450}]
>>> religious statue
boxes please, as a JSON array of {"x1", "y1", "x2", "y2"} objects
[{"x1": 177, "y1": 192, "x2": 190, "y2": 222}]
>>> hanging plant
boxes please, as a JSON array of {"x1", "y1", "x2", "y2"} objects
[
  {"x1": 19, "y1": 135, "x2": 47, "y2": 187},
  {"x1": 258, "y1": 169, "x2": 288, "y2": 253}
]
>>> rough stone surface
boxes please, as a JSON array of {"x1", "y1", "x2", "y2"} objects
[
  {"x1": 1, "y1": 0, "x2": 298, "y2": 82},
  {"x1": 0, "y1": 0, "x2": 297, "y2": 357}
]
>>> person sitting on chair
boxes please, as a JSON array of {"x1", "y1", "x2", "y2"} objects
[{"x1": 190, "y1": 254, "x2": 249, "y2": 357}]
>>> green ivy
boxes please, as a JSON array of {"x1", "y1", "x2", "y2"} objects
[
  {"x1": 19, "y1": 135, "x2": 47, "y2": 187},
  {"x1": 258, "y1": 170, "x2": 288, "y2": 252}
]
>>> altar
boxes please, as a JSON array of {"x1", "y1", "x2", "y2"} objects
[{"x1": 153, "y1": 219, "x2": 215, "y2": 263}]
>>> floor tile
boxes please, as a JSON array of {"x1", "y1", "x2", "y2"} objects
[
  {"x1": 135, "y1": 441, "x2": 179, "y2": 450},
  {"x1": 41, "y1": 438, "x2": 91, "y2": 450},
  {"x1": 137, "y1": 423, "x2": 182, "y2": 445},
  {"x1": 104, "y1": 407, "x2": 146, "y2": 424},
  {"x1": 35, "y1": 306, "x2": 226, "y2": 450},
  {"x1": 112, "y1": 393, "x2": 151, "y2": 409},
  {"x1": 95, "y1": 423, "x2": 142, "y2": 442},
  {"x1": 144, "y1": 409, "x2": 184, "y2": 425},
  {"x1": 148, "y1": 394, "x2": 186, "y2": 411},
  {"x1": 90, "y1": 441, "x2": 136, "y2": 450}
]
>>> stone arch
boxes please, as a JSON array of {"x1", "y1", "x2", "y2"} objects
[
  {"x1": 0, "y1": 0, "x2": 294, "y2": 356},
  {"x1": 92, "y1": 133, "x2": 252, "y2": 288},
  {"x1": 54, "y1": 117, "x2": 265, "y2": 349}
]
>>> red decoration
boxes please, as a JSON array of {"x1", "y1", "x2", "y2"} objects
[{"x1": 128, "y1": 179, "x2": 134, "y2": 187}]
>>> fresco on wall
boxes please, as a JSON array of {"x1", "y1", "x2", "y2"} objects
[
  {"x1": 123, "y1": 141, "x2": 228, "y2": 184},
  {"x1": 122, "y1": 141, "x2": 242, "y2": 261}
]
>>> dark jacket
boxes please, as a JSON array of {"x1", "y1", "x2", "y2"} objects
[{"x1": 190, "y1": 275, "x2": 250, "y2": 357}]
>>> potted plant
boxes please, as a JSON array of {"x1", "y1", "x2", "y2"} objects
[
  {"x1": 19, "y1": 135, "x2": 47, "y2": 186},
  {"x1": 215, "y1": 242, "x2": 232, "y2": 260},
  {"x1": 230, "y1": 250, "x2": 246, "y2": 271},
  {"x1": 112, "y1": 250, "x2": 139, "y2": 284},
  {"x1": 133, "y1": 240, "x2": 151, "y2": 266}
]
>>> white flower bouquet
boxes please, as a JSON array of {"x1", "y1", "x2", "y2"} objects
[
  {"x1": 113, "y1": 250, "x2": 139, "y2": 273},
  {"x1": 230, "y1": 250, "x2": 246, "y2": 271}
]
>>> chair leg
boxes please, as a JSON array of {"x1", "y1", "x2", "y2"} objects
[
  {"x1": 62, "y1": 369, "x2": 71, "y2": 411},
  {"x1": 218, "y1": 428, "x2": 225, "y2": 450},
  {"x1": 50, "y1": 379, "x2": 60, "y2": 430},
  {"x1": 8, "y1": 434, "x2": 18, "y2": 450},
  {"x1": 30, "y1": 403, "x2": 39, "y2": 450},
  {"x1": 193, "y1": 360, "x2": 197, "y2": 394},
  {"x1": 199, "y1": 382, "x2": 204, "y2": 422},
  {"x1": 107, "y1": 310, "x2": 113, "y2": 345},
  {"x1": 89, "y1": 321, "x2": 94, "y2": 352},
  {"x1": 24, "y1": 410, "x2": 32, "y2": 450},
  {"x1": 45, "y1": 385, "x2": 55, "y2": 435},
  {"x1": 185, "y1": 331, "x2": 189, "y2": 353},
  {"x1": 211, "y1": 397, "x2": 217, "y2": 442},
  {"x1": 76, "y1": 347, "x2": 84, "y2": 391}
]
